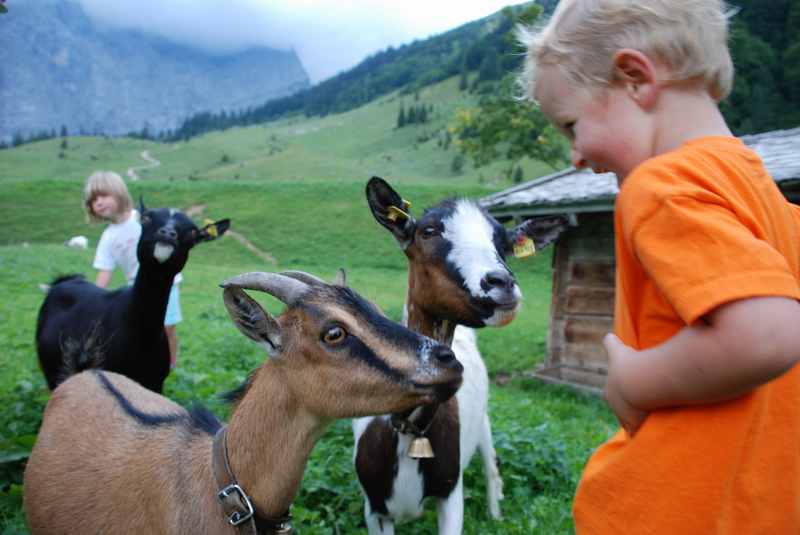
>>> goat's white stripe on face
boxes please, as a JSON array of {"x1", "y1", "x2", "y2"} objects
[{"x1": 442, "y1": 201, "x2": 505, "y2": 298}]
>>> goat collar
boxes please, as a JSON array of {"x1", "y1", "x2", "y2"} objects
[
  {"x1": 212, "y1": 427, "x2": 293, "y2": 535},
  {"x1": 390, "y1": 403, "x2": 439, "y2": 439}
]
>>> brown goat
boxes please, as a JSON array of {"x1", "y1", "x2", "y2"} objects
[{"x1": 24, "y1": 271, "x2": 463, "y2": 535}]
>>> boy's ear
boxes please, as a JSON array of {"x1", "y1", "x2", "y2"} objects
[
  {"x1": 365, "y1": 176, "x2": 416, "y2": 247},
  {"x1": 613, "y1": 49, "x2": 659, "y2": 109},
  {"x1": 196, "y1": 218, "x2": 231, "y2": 244}
]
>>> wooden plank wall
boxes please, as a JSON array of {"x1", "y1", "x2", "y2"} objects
[{"x1": 546, "y1": 212, "x2": 615, "y2": 389}]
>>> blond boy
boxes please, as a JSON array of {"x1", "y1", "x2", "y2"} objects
[{"x1": 521, "y1": 1, "x2": 800, "y2": 532}]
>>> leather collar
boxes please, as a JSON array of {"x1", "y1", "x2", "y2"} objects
[
  {"x1": 212, "y1": 427, "x2": 292, "y2": 535},
  {"x1": 390, "y1": 403, "x2": 439, "y2": 438}
]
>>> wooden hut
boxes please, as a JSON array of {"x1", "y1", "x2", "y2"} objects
[{"x1": 481, "y1": 127, "x2": 800, "y2": 395}]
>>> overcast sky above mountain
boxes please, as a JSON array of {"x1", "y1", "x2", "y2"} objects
[{"x1": 76, "y1": 0, "x2": 520, "y2": 83}]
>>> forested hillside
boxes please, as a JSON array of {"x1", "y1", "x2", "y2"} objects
[
  {"x1": 165, "y1": 0, "x2": 799, "y2": 143},
  {"x1": 721, "y1": 0, "x2": 800, "y2": 133}
]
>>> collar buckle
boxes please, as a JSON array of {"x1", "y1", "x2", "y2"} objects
[{"x1": 217, "y1": 483, "x2": 255, "y2": 526}]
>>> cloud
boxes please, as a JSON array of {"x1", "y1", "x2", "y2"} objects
[{"x1": 76, "y1": 0, "x2": 515, "y2": 83}]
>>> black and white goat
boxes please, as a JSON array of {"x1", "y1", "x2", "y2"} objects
[
  {"x1": 24, "y1": 271, "x2": 463, "y2": 535},
  {"x1": 35, "y1": 204, "x2": 229, "y2": 393},
  {"x1": 353, "y1": 177, "x2": 567, "y2": 534}
]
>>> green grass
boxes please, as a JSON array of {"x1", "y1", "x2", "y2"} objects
[{"x1": 0, "y1": 75, "x2": 614, "y2": 534}]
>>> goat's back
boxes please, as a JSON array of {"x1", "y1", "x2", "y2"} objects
[
  {"x1": 35, "y1": 276, "x2": 169, "y2": 392},
  {"x1": 24, "y1": 371, "x2": 224, "y2": 535}
]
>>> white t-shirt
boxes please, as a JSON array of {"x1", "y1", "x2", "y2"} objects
[
  {"x1": 93, "y1": 210, "x2": 182, "y2": 285},
  {"x1": 93, "y1": 210, "x2": 141, "y2": 284}
]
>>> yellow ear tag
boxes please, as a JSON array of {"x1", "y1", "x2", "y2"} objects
[
  {"x1": 202, "y1": 218, "x2": 218, "y2": 238},
  {"x1": 513, "y1": 235, "x2": 536, "y2": 259},
  {"x1": 387, "y1": 202, "x2": 411, "y2": 223}
]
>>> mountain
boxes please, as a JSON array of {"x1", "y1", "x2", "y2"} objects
[{"x1": 0, "y1": 0, "x2": 310, "y2": 143}]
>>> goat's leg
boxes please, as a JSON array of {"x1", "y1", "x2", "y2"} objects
[
  {"x1": 436, "y1": 476, "x2": 464, "y2": 535},
  {"x1": 478, "y1": 413, "x2": 504, "y2": 519},
  {"x1": 364, "y1": 502, "x2": 395, "y2": 535}
]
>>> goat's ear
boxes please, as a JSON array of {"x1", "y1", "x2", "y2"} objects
[
  {"x1": 196, "y1": 218, "x2": 231, "y2": 244},
  {"x1": 222, "y1": 287, "x2": 282, "y2": 357},
  {"x1": 505, "y1": 215, "x2": 570, "y2": 255},
  {"x1": 366, "y1": 176, "x2": 416, "y2": 246},
  {"x1": 138, "y1": 196, "x2": 147, "y2": 214}
]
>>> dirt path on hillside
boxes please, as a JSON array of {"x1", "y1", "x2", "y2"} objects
[
  {"x1": 185, "y1": 204, "x2": 277, "y2": 266},
  {"x1": 127, "y1": 150, "x2": 160, "y2": 181}
]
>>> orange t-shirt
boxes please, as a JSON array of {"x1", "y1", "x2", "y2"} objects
[{"x1": 573, "y1": 137, "x2": 800, "y2": 534}]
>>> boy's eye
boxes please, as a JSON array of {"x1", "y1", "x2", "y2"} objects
[{"x1": 562, "y1": 121, "x2": 575, "y2": 137}]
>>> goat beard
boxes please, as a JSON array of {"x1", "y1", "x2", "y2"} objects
[{"x1": 153, "y1": 242, "x2": 175, "y2": 263}]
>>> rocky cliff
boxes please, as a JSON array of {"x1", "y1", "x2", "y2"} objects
[{"x1": 0, "y1": 0, "x2": 310, "y2": 142}]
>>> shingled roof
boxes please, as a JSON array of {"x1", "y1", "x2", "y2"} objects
[{"x1": 481, "y1": 127, "x2": 800, "y2": 218}]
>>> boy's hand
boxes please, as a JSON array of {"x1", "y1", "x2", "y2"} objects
[{"x1": 603, "y1": 333, "x2": 648, "y2": 436}]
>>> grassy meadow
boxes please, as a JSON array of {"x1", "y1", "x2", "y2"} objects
[{"x1": 0, "y1": 78, "x2": 615, "y2": 534}]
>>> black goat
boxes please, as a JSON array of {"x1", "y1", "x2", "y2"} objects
[{"x1": 35, "y1": 205, "x2": 229, "y2": 393}]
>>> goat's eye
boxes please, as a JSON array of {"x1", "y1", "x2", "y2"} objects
[
  {"x1": 322, "y1": 326, "x2": 347, "y2": 345},
  {"x1": 421, "y1": 226, "x2": 439, "y2": 239},
  {"x1": 141, "y1": 214, "x2": 150, "y2": 225}
]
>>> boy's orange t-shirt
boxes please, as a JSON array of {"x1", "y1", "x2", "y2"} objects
[{"x1": 573, "y1": 137, "x2": 800, "y2": 534}]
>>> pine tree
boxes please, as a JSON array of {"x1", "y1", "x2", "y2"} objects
[
  {"x1": 459, "y1": 52, "x2": 469, "y2": 91},
  {"x1": 407, "y1": 106, "x2": 417, "y2": 124},
  {"x1": 451, "y1": 153, "x2": 465, "y2": 175},
  {"x1": 397, "y1": 105, "x2": 406, "y2": 128}
]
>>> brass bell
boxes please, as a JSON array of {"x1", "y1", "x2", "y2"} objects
[{"x1": 408, "y1": 436, "x2": 434, "y2": 458}]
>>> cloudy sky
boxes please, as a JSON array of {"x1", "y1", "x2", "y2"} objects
[{"x1": 77, "y1": 0, "x2": 521, "y2": 83}]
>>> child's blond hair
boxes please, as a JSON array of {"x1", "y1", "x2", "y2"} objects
[
  {"x1": 83, "y1": 171, "x2": 133, "y2": 222},
  {"x1": 519, "y1": 0, "x2": 734, "y2": 103}
]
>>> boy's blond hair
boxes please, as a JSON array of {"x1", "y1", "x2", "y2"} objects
[
  {"x1": 83, "y1": 171, "x2": 133, "y2": 222},
  {"x1": 520, "y1": 0, "x2": 734, "y2": 102}
]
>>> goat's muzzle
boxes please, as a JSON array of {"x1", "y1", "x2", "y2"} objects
[{"x1": 431, "y1": 346, "x2": 462, "y2": 402}]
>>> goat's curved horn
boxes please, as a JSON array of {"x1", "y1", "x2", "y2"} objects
[
  {"x1": 221, "y1": 272, "x2": 309, "y2": 306},
  {"x1": 334, "y1": 268, "x2": 347, "y2": 286},
  {"x1": 279, "y1": 270, "x2": 329, "y2": 288}
]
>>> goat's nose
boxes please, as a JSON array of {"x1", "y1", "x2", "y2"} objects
[
  {"x1": 481, "y1": 270, "x2": 516, "y2": 292},
  {"x1": 431, "y1": 345, "x2": 456, "y2": 365},
  {"x1": 156, "y1": 227, "x2": 178, "y2": 240}
]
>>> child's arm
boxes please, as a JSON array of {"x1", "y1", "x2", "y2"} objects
[
  {"x1": 605, "y1": 296, "x2": 800, "y2": 435},
  {"x1": 95, "y1": 270, "x2": 112, "y2": 288}
]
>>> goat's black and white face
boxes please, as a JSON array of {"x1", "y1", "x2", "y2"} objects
[
  {"x1": 366, "y1": 176, "x2": 568, "y2": 328},
  {"x1": 137, "y1": 203, "x2": 229, "y2": 272},
  {"x1": 222, "y1": 272, "x2": 464, "y2": 419},
  {"x1": 412, "y1": 199, "x2": 520, "y2": 327}
]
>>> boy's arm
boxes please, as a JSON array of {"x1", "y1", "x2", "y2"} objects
[
  {"x1": 95, "y1": 270, "x2": 112, "y2": 288},
  {"x1": 605, "y1": 296, "x2": 800, "y2": 434}
]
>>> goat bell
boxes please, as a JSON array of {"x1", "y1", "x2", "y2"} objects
[{"x1": 407, "y1": 436, "x2": 434, "y2": 459}]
